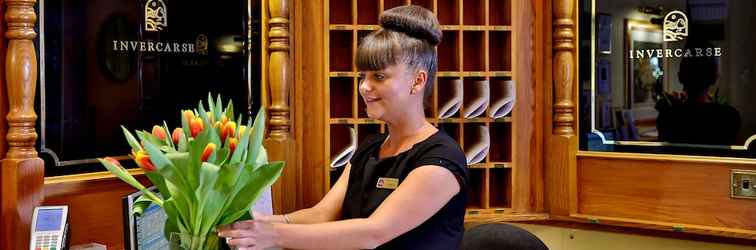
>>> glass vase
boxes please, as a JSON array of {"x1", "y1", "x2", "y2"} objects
[{"x1": 168, "y1": 232, "x2": 222, "y2": 250}]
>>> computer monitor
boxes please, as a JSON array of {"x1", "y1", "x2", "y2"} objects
[{"x1": 123, "y1": 186, "x2": 169, "y2": 250}]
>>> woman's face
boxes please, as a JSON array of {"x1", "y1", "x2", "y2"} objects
[{"x1": 358, "y1": 63, "x2": 418, "y2": 121}]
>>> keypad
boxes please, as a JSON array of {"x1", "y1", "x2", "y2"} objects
[{"x1": 33, "y1": 232, "x2": 59, "y2": 250}]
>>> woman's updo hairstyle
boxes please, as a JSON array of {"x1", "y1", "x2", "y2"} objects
[{"x1": 356, "y1": 5, "x2": 442, "y2": 100}]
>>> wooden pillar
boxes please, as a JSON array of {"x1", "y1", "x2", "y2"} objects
[
  {"x1": 552, "y1": 0, "x2": 575, "y2": 136},
  {"x1": 265, "y1": 0, "x2": 299, "y2": 213},
  {"x1": 0, "y1": 0, "x2": 45, "y2": 249},
  {"x1": 545, "y1": 0, "x2": 578, "y2": 217}
]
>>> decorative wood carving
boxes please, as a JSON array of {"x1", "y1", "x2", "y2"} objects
[
  {"x1": 5, "y1": 0, "x2": 38, "y2": 159},
  {"x1": 545, "y1": 0, "x2": 578, "y2": 219},
  {"x1": 552, "y1": 0, "x2": 575, "y2": 136},
  {"x1": 265, "y1": 0, "x2": 298, "y2": 214},
  {"x1": 267, "y1": 0, "x2": 291, "y2": 140},
  {"x1": 1, "y1": 0, "x2": 45, "y2": 249}
]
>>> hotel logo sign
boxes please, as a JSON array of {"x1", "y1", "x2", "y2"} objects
[
  {"x1": 196, "y1": 34, "x2": 208, "y2": 55},
  {"x1": 145, "y1": 0, "x2": 168, "y2": 32},
  {"x1": 629, "y1": 10, "x2": 723, "y2": 59},
  {"x1": 663, "y1": 10, "x2": 688, "y2": 42}
]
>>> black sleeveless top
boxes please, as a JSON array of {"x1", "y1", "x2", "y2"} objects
[{"x1": 342, "y1": 131, "x2": 469, "y2": 250}]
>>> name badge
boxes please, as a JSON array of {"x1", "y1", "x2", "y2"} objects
[{"x1": 376, "y1": 177, "x2": 399, "y2": 189}]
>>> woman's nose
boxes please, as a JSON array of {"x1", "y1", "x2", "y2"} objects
[{"x1": 359, "y1": 79, "x2": 372, "y2": 93}]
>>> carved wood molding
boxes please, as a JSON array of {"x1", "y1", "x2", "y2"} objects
[
  {"x1": 265, "y1": 0, "x2": 298, "y2": 214},
  {"x1": 552, "y1": 0, "x2": 575, "y2": 136},
  {"x1": 1, "y1": 1, "x2": 45, "y2": 249},
  {"x1": 267, "y1": 0, "x2": 291, "y2": 140},
  {"x1": 5, "y1": 0, "x2": 38, "y2": 159}
]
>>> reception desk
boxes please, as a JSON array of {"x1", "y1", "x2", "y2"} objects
[
  {"x1": 3, "y1": 0, "x2": 756, "y2": 249},
  {"x1": 42, "y1": 172, "x2": 151, "y2": 248}
]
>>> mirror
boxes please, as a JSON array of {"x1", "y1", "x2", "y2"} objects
[
  {"x1": 580, "y1": 0, "x2": 756, "y2": 158},
  {"x1": 38, "y1": 0, "x2": 263, "y2": 175}
]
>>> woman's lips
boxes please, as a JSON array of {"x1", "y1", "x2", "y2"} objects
[{"x1": 364, "y1": 97, "x2": 381, "y2": 103}]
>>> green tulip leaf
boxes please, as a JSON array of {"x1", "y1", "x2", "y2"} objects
[
  {"x1": 207, "y1": 93, "x2": 216, "y2": 116},
  {"x1": 162, "y1": 121, "x2": 176, "y2": 151},
  {"x1": 177, "y1": 130, "x2": 189, "y2": 152},
  {"x1": 131, "y1": 194, "x2": 154, "y2": 217},
  {"x1": 219, "y1": 161, "x2": 284, "y2": 225},
  {"x1": 224, "y1": 100, "x2": 234, "y2": 124},
  {"x1": 121, "y1": 126, "x2": 142, "y2": 153},
  {"x1": 230, "y1": 123, "x2": 252, "y2": 164},
  {"x1": 194, "y1": 162, "x2": 221, "y2": 235},
  {"x1": 165, "y1": 180, "x2": 193, "y2": 229},
  {"x1": 198, "y1": 102, "x2": 210, "y2": 125},
  {"x1": 145, "y1": 171, "x2": 172, "y2": 201},
  {"x1": 162, "y1": 199, "x2": 182, "y2": 240},
  {"x1": 246, "y1": 108, "x2": 266, "y2": 167},
  {"x1": 166, "y1": 152, "x2": 194, "y2": 191},
  {"x1": 214, "y1": 94, "x2": 223, "y2": 123},
  {"x1": 214, "y1": 148, "x2": 230, "y2": 166},
  {"x1": 143, "y1": 141, "x2": 192, "y2": 196}
]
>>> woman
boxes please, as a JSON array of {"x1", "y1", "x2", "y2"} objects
[{"x1": 218, "y1": 5, "x2": 468, "y2": 249}]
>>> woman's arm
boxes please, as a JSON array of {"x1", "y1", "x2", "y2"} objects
[
  {"x1": 258, "y1": 164, "x2": 352, "y2": 224},
  {"x1": 220, "y1": 165, "x2": 460, "y2": 250}
]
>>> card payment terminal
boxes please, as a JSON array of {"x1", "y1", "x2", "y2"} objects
[{"x1": 30, "y1": 205, "x2": 69, "y2": 250}]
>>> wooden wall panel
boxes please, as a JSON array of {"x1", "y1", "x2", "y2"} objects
[
  {"x1": 576, "y1": 153, "x2": 756, "y2": 236},
  {"x1": 511, "y1": 0, "x2": 544, "y2": 213},
  {"x1": 294, "y1": 0, "x2": 327, "y2": 208}
]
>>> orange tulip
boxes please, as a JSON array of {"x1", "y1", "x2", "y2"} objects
[
  {"x1": 183, "y1": 110, "x2": 195, "y2": 123},
  {"x1": 104, "y1": 157, "x2": 122, "y2": 168},
  {"x1": 152, "y1": 125, "x2": 167, "y2": 141},
  {"x1": 201, "y1": 143, "x2": 217, "y2": 162},
  {"x1": 190, "y1": 117, "x2": 204, "y2": 137},
  {"x1": 221, "y1": 121, "x2": 236, "y2": 143},
  {"x1": 132, "y1": 150, "x2": 156, "y2": 172},
  {"x1": 172, "y1": 128, "x2": 184, "y2": 145},
  {"x1": 228, "y1": 137, "x2": 238, "y2": 152}
]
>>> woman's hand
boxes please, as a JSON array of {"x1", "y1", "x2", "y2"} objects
[
  {"x1": 217, "y1": 220, "x2": 280, "y2": 250},
  {"x1": 251, "y1": 210, "x2": 280, "y2": 223}
]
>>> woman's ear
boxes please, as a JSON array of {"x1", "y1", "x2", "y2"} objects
[{"x1": 412, "y1": 70, "x2": 428, "y2": 94}]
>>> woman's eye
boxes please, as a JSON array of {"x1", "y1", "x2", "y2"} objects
[{"x1": 375, "y1": 74, "x2": 385, "y2": 80}]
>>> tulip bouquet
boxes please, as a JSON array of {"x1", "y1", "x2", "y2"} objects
[{"x1": 99, "y1": 95, "x2": 284, "y2": 250}]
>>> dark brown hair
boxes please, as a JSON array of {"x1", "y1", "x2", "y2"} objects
[{"x1": 355, "y1": 5, "x2": 442, "y2": 100}]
